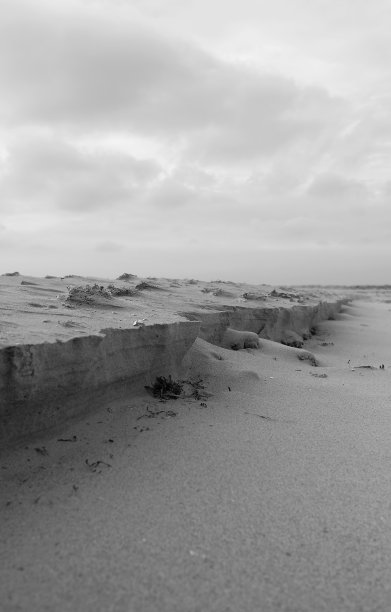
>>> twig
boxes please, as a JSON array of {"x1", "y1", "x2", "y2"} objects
[{"x1": 244, "y1": 411, "x2": 274, "y2": 420}]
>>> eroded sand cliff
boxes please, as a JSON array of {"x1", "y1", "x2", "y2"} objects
[{"x1": 0, "y1": 273, "x2": 350, "y2": 445}]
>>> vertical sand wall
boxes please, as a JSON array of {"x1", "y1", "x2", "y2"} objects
[
  {"x1": 0, "y1": 300, "x2": 348, "y2": 446},
  {"x1": 0, "y1": 321, "x2": 200, "y2": 445},
  {"x1": 181, "y1": 299, "x2": 347, "y2": 346}
]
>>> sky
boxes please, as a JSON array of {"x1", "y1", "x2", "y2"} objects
[{"x1": 1, "y1": 0, "x2": 391, "y2": 284}]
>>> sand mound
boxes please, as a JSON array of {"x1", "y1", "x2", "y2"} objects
[
  {"x1": 222, "y1": 328, "x2": 261, "y2": 350},
  {"x1": 259, "y1": 338, "x2": 321, "y2": 366}
]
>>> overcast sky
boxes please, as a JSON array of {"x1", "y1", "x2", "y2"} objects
[{"x1": 1, "y1": 0, "x2": 391, "y2": 284}]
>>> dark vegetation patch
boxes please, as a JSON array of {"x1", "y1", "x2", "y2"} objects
[
  {"x1": 135, "y1": 281, "x2": 163, "y2": 291},
  {"x1": 145, "y1": 375, "x2": 183, "y2": 400},
  {"x1": 65, "y1": 282, "x2": 138, "y2": 303},
  {"x1": 107, "y1": 284, "x2": 136, "y2": 297},
  {"x1": 137, "y1": 407, "x2": 178, "y2": 420},
  {"x1": 202, "y1": 287, "x2": 234, "y2": 297},
  {"x1": 182, "y1": 376, "x2": 208, "y2": 400},
  {"x1": 117, "y1": 273, "x2": 137, "y2": 281},
  {"x1": 62, "y1": 275, "x2": 83, "y2": 279},
  {"x1": 297, "y1": 353, "x2": 319, "y2": 367},
  {"x1": 242, "y1": 292, "x2": 267, "y2": 301},
  {"x1": 66, "y1": 284, "x2": 113, "y2": 304},
  {"x1": 145, "y1": 375, "x2": 210, "y2": 403},
  {"x1": 310, "y1": 372, "x2": 328, "y2": 378},
  {"x1": 269, "y1": 289, "x2": 299, "y2": 300}
]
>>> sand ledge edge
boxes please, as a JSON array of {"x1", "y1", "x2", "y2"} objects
[{"x1": 0, "y1": 299, "x2": 349, "y2": 446}]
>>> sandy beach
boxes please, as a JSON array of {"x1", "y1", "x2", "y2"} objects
[
  {"x1": 2, "y1": 277, "x2": 391, "y2": 611},
  {"x1": 2, "y1": 0, "x2": 391, "y2": 609}
]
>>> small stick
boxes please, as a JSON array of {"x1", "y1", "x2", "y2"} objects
[{"x1": 244, "y1": 411, "x2": 274, "y2": 420}]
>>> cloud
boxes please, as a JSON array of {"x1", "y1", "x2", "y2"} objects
[
  {"x1": 1, "y1": 0, "x2": 391, "y2": 283},
  {"x1": 0, "y1": 133, "x2": 161, "y2": 212},
  {"x1": 0, "y1": 0, "x2": 349, "y2": 166},
  {"x1": 142, "y1": 178, "x2": 197, "y2": 209},
  {"x1": 306, "y1": 173, "x2": 368, "y2": 200},
  {"x1": 95, "y1": 241, "x2": 124, "y2": 252}
]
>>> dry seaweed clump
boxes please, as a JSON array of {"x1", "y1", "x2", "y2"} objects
[
  {"x1": 145, "y1": 375, "x2": 212, "y2": 404},
  {"x1": 107, "y1": 284, "x2": 136, "y2": 297},
  {"x1": 145, "y1": 376, "x2": 184, "y2": 400},
  {"x1": 66, "y1": 284, "x2": 113, "y2": 304}
]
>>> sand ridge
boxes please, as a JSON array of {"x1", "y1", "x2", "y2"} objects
[
  {"x1": 0, "y1": 272, "x2": 348, "y2": 347},
  {"x1": 0, "y1": 273, "x2": 353, "y2": 445}
]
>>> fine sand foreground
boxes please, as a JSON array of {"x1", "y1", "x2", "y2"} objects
[{"x1": 2, "y1": 277, "x2": 391, "y2": 610}]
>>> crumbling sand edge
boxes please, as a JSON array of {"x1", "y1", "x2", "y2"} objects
[
  {"x1": 0, "y1": 321, "x2": 200, "y2": 446},
  {"x1": 0, "y1": 299, "x2": 349, "y2": 446},
  {"x1": 180, "y1": 299, "x2": 349, "y2": 345}
]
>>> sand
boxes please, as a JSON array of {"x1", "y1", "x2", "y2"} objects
[
  {"x1": 2, "y1": 277, "x2": 391, "y2": 610},
  {"x1": 0, "y1": 273, "x2": 348, "y2": 445},
  {"x1": 0, "y1": 273, "x2": 345, "y2": 347}
]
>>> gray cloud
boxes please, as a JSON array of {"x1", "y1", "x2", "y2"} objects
[
  {"x1": 306, "y1": 173, "x2": 368, "y2": 200},
  {"x1": 95, "y1": 241, "x2": 125, "y2": 252},
  {"x1": 1, "y1": 133, "x2": 161, "y2": 212},
  {"x1": 0, "y1": 0, "x2": 348, "y2": 165},
  {"x1": 142, "y1": 178, "x2": 197, "y2": 209}
]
